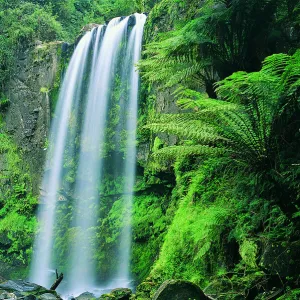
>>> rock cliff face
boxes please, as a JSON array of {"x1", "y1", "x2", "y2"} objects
[{"x1": 4, "y1": 42, "x2": 63, "y2": 194}]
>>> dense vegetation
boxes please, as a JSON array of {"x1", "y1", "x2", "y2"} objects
[
  {"x1": 136, "y1": 0, "x2": 300, "y2": 298},
  {"x1": 0, "y1": 0, "x2": 300, "y2": 299},
  {"x1": 0, "y1": 0, "x2": 159, "y2": 89}
]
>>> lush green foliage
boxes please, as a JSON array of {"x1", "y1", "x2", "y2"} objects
[
  {"x1": 147, "y1": 51, "x2": 300, "y2": 169},
  {"x1": 138, "y1": 1, "x2": 300, "y2": 298},
  {"x1": 0, "y1": 0, "x2": 155, "y2": 89},
  {"x1": 140, "y1": 0, "x2": 300, "y2": 97},
  {"x1": 0, "y1": 0, "x2": 300, "y2": 298},
  {"x1": 0, "y1": 123, "x2": 37, "y2": 270}
]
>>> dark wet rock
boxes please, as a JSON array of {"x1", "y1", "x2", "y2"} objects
[
  {"x1": 39, "y1": 293, "x2": 59, "y2": 300},
  {"x1": 75, "y1": 292, "x2": 96, "y2": 300},
  {"x1": 24, "y1": 295, "x2": 38, "y2": 300},
  {"x1": 0, "y1": 292, "x2": 17, "y2": 300},
  {"x1": 0, "y1": 280, "x2": 47, "y2": 294},
  {"x1": 152, "y1": 280, "x2": 209, "y2": 300},
  {"x1": 61, "y1": 42, "x2": 70, "y2": 53},
  {"x1": 128, "y1": 15, "x2": 136, "y2": 27},
  {"x1": 110, "y1": 288, "x2": 132, "y2": 300},
  {"x1": 260, "y1": 241, "x2": 300, "y2": 277},
  {"x1": 0, "y1": 280, "x2": 61, "y2": 300},
  {"x1": 3, "y1": 41, "x2": 62, "y2": 195}
]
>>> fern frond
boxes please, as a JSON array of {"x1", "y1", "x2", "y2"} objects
[
  {"x1": 152, "y1": 145, "x2": 224, "y2": 162},
  {"x1": 145, "y1": 121, "x2": 222, "y2": 143},
  {"x1": 174, "y1": 88, "x2": 239, "y2": 112},
  {"x1": 262, "y1": 53, "x2": 291, "y2": 77}
]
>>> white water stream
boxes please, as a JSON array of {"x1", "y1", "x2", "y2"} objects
[{"x1": 30, "y1": 13, "x2": 146, "y2": 296}]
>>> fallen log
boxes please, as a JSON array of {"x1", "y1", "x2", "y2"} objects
[{"x1": 50, "y1": 269, "x2": 63, "y2": 291}]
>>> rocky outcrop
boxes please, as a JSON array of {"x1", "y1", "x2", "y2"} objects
[
  {"x1": 75, "y1": 292, "x2": 96, "y2": 300},
  {"x1": 4, "y1": 42, "x2": 64, "y2": 194},
  {"x1": 99, "y1": 288, "x2": 132, "y2": 300},
  {"x1": 152, "y1": 280, "x2": 209, "y2": 300},
  {"x1": 0, "y1": 280, "x2": 62, "y2": 300},
  {"x1": 260, "y1": 241, "x2": 300, "y2": 277}
]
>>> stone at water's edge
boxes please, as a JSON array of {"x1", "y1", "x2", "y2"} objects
[
  {"x1": 39, "y1": 293, "x2": 58, "y2": 300},
  {"x1": 152, "y1": 280, "x2": 209, "y2": 300},
  {"x1": 99, "y1": 288, "x2": 132, "y2": 300},
  {"x1": 75, "y1": 292, "x2": 96, "y2": 300},
  {"x1": 0, "y1": 280, "x2": 61, "y2": 300},
  {"x1": 0, "y1": 280, "x2": 47, "y2": 293},
  {"x1": 110, "y1": 288, "x2": 132, "y2": 300}
]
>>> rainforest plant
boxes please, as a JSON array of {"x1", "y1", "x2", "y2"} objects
[
  {"x1": 146, "y1": 51, "x2": 300, "y2": 167},
  {"x1": 140, "y1": 0, "x2": 300, "y2": 97},
  {"x1": 146, "y1": 51, "x2": 300, "y2": 216}
]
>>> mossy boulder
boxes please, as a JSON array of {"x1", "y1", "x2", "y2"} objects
[
  {"x1": 98, "y1": 294, "x2": 116, "y2": 300},
  {"x1": 0, "y1": 280, "x2": 61, "y2": 300},
  {"x1": 152, "y1": 280, "x2": 209, "y2": 300},
  {"x1": 75, "y1": 292, "x2": 96, "y2": 300},
  {"x1": 99, "y1": 288, "x2": 132, "y2": 300},
  {"x1": 110, "y1": 288, "x2": 132, "y2": 300}
]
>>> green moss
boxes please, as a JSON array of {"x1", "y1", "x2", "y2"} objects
[
  {"x1": 132, "y1": 194, "x2": 169, "y2": 281},
  {"x1": 0, "y1": 124, "x2": 37, "y2": 274}
]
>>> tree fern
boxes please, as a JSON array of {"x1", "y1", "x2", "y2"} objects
[
  {"x1": 152, "y1": 145, "x2": 225, "y2": 163},
  {"x1": 139, "y1": 0, "x2": 297, "y2": 97},
  {"x1": 146, "y1": 51, "x2": 300, "y2": 169}
]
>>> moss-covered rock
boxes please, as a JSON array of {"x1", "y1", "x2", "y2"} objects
[
  {"x1": 0, "y1": 280, "x2": 61, "y2": 299},
  {"x1": 152, "y1": 280, "x2": 209, "y2": 300},
  {"x1": 4, "y1": 41, "x2": 63, "y2": 195}
]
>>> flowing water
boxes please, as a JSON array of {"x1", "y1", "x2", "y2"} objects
[
  {"x1": 30, "y1": 32, "x2": 93, "y2": 288},
  {"x1": 30, "y1": 13, "x2": 146, "y2": 296},
  {"x1": 115, "y1": 13, "x2": 147, "y2": 287}
]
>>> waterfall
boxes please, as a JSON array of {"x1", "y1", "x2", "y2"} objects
[
  {"x1": 66, "y1": 17, "x2": 130, "y2": 295},
  {"x1": 116, "y1": 13, "x2": 147, "y2": 287},
  {"x1": 30, "y1": 32, "x2": 93, "y2": 287},
  {"x1": 30, "y1": 13, "x2": 146, "y2": 295}
]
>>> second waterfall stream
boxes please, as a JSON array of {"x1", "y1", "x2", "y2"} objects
[{"x1": 30, "y1": 13, "x2": 147, "y2": 296}]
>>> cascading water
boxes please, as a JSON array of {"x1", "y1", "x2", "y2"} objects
[
  {"x1": 30, "y1": 13, "x2": 146, "y2": 296},
  {"x1": 116, "y1": 13, "x2": 147, "y2": 287},
  {"x1": 66, "y1": 17, "x2": 130, "y2": 295},
  {"x1": 30, "y1": 32, "x2": 93, "y2": 288}
]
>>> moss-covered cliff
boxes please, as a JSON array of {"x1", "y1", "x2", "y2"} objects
[{"x1": 0, "y1": 41, "x2": 67, "y2": 278}]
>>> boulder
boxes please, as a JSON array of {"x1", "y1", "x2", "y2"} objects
[
  {"x1": 152, "y1": 280, "x2": 209, "y2": 300},
  {"x1": 0, "y1": 280, "x2": 47, "y2": 294},
  {"x1": 75, "y1": 292, "x2": 96, "y2": 300},
  {"x1": 110, "y1": 288, "x2": 132, "y2": 300},
  {"x1": 98, "y1": 288, "x2": 132, "y2": 300},
  {"x1": 259, "y1": 241, "x2": 300, "y2": 277},
  {"x1": 39, "y1": 293, "x2": 58, "y2": 300},
  {"x1": 24, "y1": 295, "x2": 38, "y2": 300},
  {"x1": 0, "y1": 280, "x2": 61, "y2": 300},
  {"x1": 0, "y1": 292, "x2": 17, "y2": 300},
  {"x1": 128, "y1": 15, "x2": 136, "y2": 27}
]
